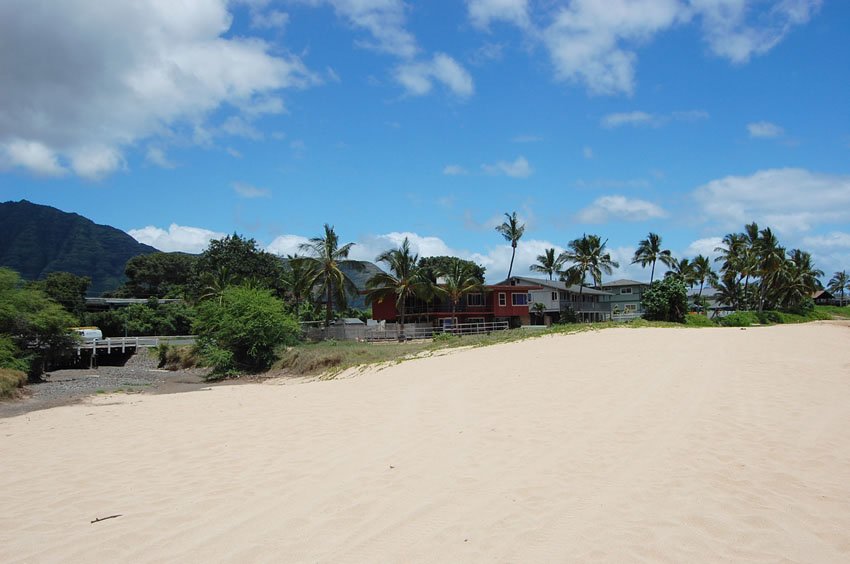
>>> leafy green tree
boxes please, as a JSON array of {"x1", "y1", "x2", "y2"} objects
[
  {"x1": 435, "y1": 260, "x2": 483, "y2": 326},
  {"x1": 120, "y1": 252, "x2": 197, "y2": 298},
  {"x1": 754, "y1": 227, "x2": 786, "y2": 312},
  {"x1": 366, "y1": 238, "x2": 431, "y2": 340},
  {"x1": 30, "y1": 271, "x2": 91, "y2": 320},
  {"x1": 828, "y1": 271, "x2": 849, "y2": 306},
  {"x1": 559, "y1": 234, "x2": 619, "y2": 305},
  {"x1": 642, "y1": 276, "x2": 688, "y2": 323},
  {"x1": 692, "y1": 254, "x2": 718, "y2": 305},
  {"x1": 191, "y1": 234, "x2": 283, "y2": 298},
  {"x1": 418, "y1": 256, "x2": 485, "y2": 284},
  {"x1": 495, "y1": 211, "x2": 525, "y2": 279},
  {"x1": 299, "y1": 225, "x2": 365, "y2": 326},
  {"x1": 0, "y1": 268, "x2": 77, "y2": 378},
  {"x1": 778, "y1": 249, "x2": 823, "y2": 312},
  {"x1": 280, "y1": 254, "x2": 316, "y2": 312},
  {"x1": 632, "y1": 232, "x2": 675, "y2": 284},
  {"x1": 193, "y1": 286, "x2": 301, "y2": 373},
  {"x1": 529, "y1": 248, "x2": 565, "y2": 280}
]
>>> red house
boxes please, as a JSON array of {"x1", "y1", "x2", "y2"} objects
[{"x1": 371, "y1": 283, "x2": 543, "y2": 328}]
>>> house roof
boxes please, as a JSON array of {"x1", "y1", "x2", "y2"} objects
[
  {"x1": 496, "y1": 276, "x2": 612, "y2": 296},
  {"x1": 812, "y1": 289, "x2": 833, "y2": 299},
  {"x1": 599, "y1": 278, "x2": 649, "y2": 288}
]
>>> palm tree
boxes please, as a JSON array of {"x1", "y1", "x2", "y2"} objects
[
  {"x1": 712, "y1": 274, "x2": 741, "y2": 311},
  {"x1": 828, "y1": 270, "x2": 849, "y2": 306},
  {"x1": 667, "y1": 257, "x2": 696, "y2": 289},
  {"x1": 558, "y1": 234, "x2": 619, "y2": 318},
  {"x1": 281, "y1": 254, "x2": 315, "y2": 311},
  {"x1": 754, "y1": 227, "x2": 785, "y2": 312},
  {"x1": 199, "y1": 266, "x2": 237, "y2": 305},
  {"x1": 495, "y1": 211, "x2": 525, "y2": 279},
  {"x1": 529, "y1": 248, "x2": 565, "y2": 280},
  {"x1": 691, "y1": 254, "x2": 718, "y2": 311},
  {"x1": 632, "y1": 232, "x2": 676, "y2": 284},
  {"x1": 298, "y1": 224, "x2": 364, "y2": 327},
  {"x1": 365, "y1": 238, "x2": 430, "y2": 341},
  {"x1": 435, "y1": 259, "x2": 482, "y2": 331},
  {"x1": 779, "y1": 249, "x2": 823, "y2": 310}
]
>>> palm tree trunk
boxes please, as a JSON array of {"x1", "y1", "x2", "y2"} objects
[
  {"x1": 698, "y1": 281, "x2": 705, "y2": 315},
  {"x1": 578, "y1": 272, "x2": 585, "y2": 322},
  {"x1": 325, "y1": 281, "x2": 333, "y2": 327},
  {"x1": 398, "y1": 302, "x2": 406, "y2": 342},
  {"x1": 451, "y1": 301, "x2": 457, "y2": 334},
  {"x1": 650, "y1": 260, "x2": 656, "y2": 285},
  {"x1": 507, "y1": 244, "x2": 517, "y2": 279}
]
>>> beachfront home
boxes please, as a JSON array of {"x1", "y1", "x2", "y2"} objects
[
  {"x1": 812, "y1": 289, "x2": 834, "y2": 305},
  {"x1": 598, "y1": 279, "x2": 651, "y2": 318},
  {"x1": 495, "y1": 276, "x2": 613, "y2": 323},
  {"x1": 370, "y1": 282, "x2": 543, "y2": 329}
]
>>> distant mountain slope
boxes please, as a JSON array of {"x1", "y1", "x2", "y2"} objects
[{"x1": 0, "y1": 200, "x2": 158, "y2": 295}]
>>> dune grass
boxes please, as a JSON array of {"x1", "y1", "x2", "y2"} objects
[
  {"x1": 815, "y1": 305, "x2": 850, "y2": 319},
  {"x1": 0, "y1": 368, "x2": 27, "y2": 399}
]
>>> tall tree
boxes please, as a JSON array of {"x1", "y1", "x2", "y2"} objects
[
  {"x1": 779, "y1": 249, "x2": 823, "y2": 310},
  {"x1": 529, "y1": 248, "x2": 565, "y2": 280},
  {"x1": 754, "y1": 227, "x2": 785, "y2": 312},
  {"x1": 30, "y1": 272, "x2": 91, "y2": 320},
  {"x1": 365, "y1": 238, "x2": 430, "y2": 341},
  {"x1": 828, "y1": 270, "x2": 849, "y2": 306},
  {"x1": 632, "y1": 232, "x2": 675, "y2": 284},
  {"x1": 691, "y1": 254, "x2": 718, "y2": 309},
  {"x1": 121, "y1": 252, "x2": 198, "y2": 298},
  {"x1": 559, "y1": 234, "x2": 619, "y2": 305},
  {"x1": 435, "y1": 260, "x2": 483, "y2": 329},
  {"x1": 667, "y1": 257, "x2": 696, "y2": 289},
  {"x1": 418, "y1": 256, "x2": 485, "y2": 284},
  {"x1": 191, "y1": 234, "x2": 283, "y2": 298},
  {"x1": 495, "y1": 211, "x2": 525, "y2": 279},
  {"x1": 280, "y1": 254, "x2": 316, "y2": 312},
  {"x1": 299, "y1": 225, "x2": 364, "y2": 326}
]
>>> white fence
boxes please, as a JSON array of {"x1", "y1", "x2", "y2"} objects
[
  {"x1": 302, "y1": 321, "x2": 511, "y2": 342},
  {"x1": 75, "y1": 336, "x2": 159, "y2": 354}
]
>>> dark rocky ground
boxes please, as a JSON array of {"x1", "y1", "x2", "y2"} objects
[{"x1": 0, "y1": 350, "x2": 216, "y2": 419}]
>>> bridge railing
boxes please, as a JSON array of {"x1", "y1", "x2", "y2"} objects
[{"x1": 75, "y1": 336, "x2": 159, "y2": 354}]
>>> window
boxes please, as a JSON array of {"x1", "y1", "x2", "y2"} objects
[
  {"x1": 623, "y1": 304, "x2": 637, "y2": 313},
  {"x1": 512, "y1": 293, "x2": 528, "y2": 306},
  {"x1": 620, "y1": 287, "x2": 633, "y2": 295},
  {"x1": 498, "y1": 292, "x2": 506, "y2": 307},
  {"x1": 551, "y1": 291, "x2": 558, "y2": 301},
  {"x1": 559, "y1": 291, "x2": 567, "y2": 300},
  {"x1": 467, "y1": 293, "x2": 484, "y2": 306}
]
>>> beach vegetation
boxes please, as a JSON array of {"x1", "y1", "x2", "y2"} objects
[
  {"x1": 827, "y1": 271, "x2": 849, "y2": 306},
  {"x1": 529, "y1": 248, "x2": 565, "y2": 281},
  {"x1": 559, "y1": 234, "x2": 619, "y2": 305},
  {"x1": 495, "y1": 211, "x2": 525, "y2": 279},
  {"x1": 632, "y1": 232, "x2": 676, "y2": 284},
  {"x1": 642, "y1": 276, "x2": 688, "y2": 323},
  {"x1": 194, "y1": 285, "x2": 301, "y2": 376}
]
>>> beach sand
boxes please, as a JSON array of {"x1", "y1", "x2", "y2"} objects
[{"x1": 2, "y1": 322, "x2": 849, "y2": 562}]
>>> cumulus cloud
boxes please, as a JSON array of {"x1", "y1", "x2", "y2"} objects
[
  {"x1": 467, "y1": 0, "x2": 530, "y2": 30},
  {"x1": 576, "y1": 195, "x2": 668, "y2": 223},
  {"x1": 233, "y1": 182, "x2": 271, "y2": 199},
  {"x1": 482, "y1": 156, "x2": 533, "y2": 178},
  {"x1": 443, "y1": 164, "x2": 469, "y2": 176},
  {"x1": 692, "y1": 168, "x2": 850, "y2": 233},
  {"x1": 601, "y1": 109, "x2": 709, "y2": 128},
  {"x1": 747, "y1": 121, "x2": 784, "y2": 138},
  {"x1": 465, "y1": 0, "x2": 820, "y2": 95},
  {"x1": 266, "y1": 234, "x2": 311, "y2": 256},
  {"x1": 146, "y1": 147, "x2": 177, "y2": 169},
  {"x1": 315, "y1": 0, "x2": 418, "y2": 58},
  {"x1": 684, "y1": 236, "x2": 724, "y2": 260},
  {"x1": 128, "y1": 224, "x2": 226, "y2": 253},
  {"x1": 0, "y1": 0, "x2": 317, "y2": 179},
  {"x1": 395, "y1": 53, "x2": 475, "y2": 98}
]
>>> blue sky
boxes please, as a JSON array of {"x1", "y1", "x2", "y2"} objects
[{"x1": 1, "y1": 0, "x2": 849, "y2": 282}]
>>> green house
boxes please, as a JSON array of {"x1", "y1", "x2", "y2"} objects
[{"x1": 598, "y1": 279, "x2": 650, "y2": 318}]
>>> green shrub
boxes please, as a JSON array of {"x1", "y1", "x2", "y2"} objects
[
  {"x1": 197, "y1": 344, "x2": 236, "y2": 380},
  {"x1": 193, "y1": 285, "x2": 301, "y2": 375},
  {"x1": 642, "y1": 277, "x2": 688, "y2": 323},
  {"x1": 719, "y1": 311, "x2": 759, "y2": 327},
  {"x1": 0, "y1": 367, "x2": 27, "y2": 398},
  {"x1": 433, "y1": 332, "x2": 459, "y2": 343},
  {"x1": 756, "y1": 310, "x2": 782, "y2": 324},
  {"x1": 558, "y1": 307, "x2": 577, "y2": 324},
  {"x1": 684, "y1": 313, "x2": 717, "y2": 327}
]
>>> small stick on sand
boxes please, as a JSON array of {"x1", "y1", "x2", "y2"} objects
[{"x1": 91, "y1": 514, "x2": 122, "y2": 524}]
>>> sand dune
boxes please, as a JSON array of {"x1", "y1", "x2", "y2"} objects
[{"x1": 2, "y1": 322, "x2": 850, "y2": 562}]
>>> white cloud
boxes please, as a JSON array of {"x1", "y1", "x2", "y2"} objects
[
  {"x1": 465, "y1": 0, "x2": 819, "y2": 96},
  {"x1": 128, "y1": 224, "x2": 226, "y2": 253},
  {"x1": 693, "y1": 0, "x2": 822, "y2": 64},
  {"x1": 225, "y1": 147, "x2": 243, "y2": 159},
  {"x1": 582, "y1": 146, "x2": 594, "y2": 159},
  {"x1": 601, "y1": 109, "x2": 708, "y2": 128},
  {"x1": 747, "y1": 120, "x2": 784, "y2": 138},
  {"x1": 692, "y1": 168, "x2": 850, "y2": 233},
  {"x1": 0, "y1": 140, "x2": 66, "y2": 177},
  {"x1": 542, "y1": 0, "x2": 683, "y2": 95},
  {"x1": 482, "y1": 156, "x2": 533, "y2": 178},
  {"x1": 146, "y1": 147, "x2": 176, "y2": 169},
  {"x1": 467, "y1": 0, "x2": 530, "y2": 30},
  {"x1": 251, "y1": 9, "x2": 289, "y2": 29},
  {"x1": 443, "y1": 164, "x2": 469, "y2": 176},
  {"x1": 266, "y1": 234, "x2": 311, "y2": 256},
  {"x1": 801, "y1": 232, "x2": 850, "y2": 250},
  {"x1": 317, "y1": 0, "x2": 418, "y2": 58},
  {"x1": 684, "y1": 236, "x2": 724, "y2": 260},
  {"x1": 0, "y1": 0, "x2": 317, "y2": 178},
  {"x1": 395, "y1": 53, "x2": 475, "y2": 98},
  {"x1": 601, "y1": 111, "x2": 657, "y2": 128},
  {"x1": 233, "y1": 182, "x2": 270, "y2": 198},
  {"x1": 221, "y1": 116, "x2": 264, "y2": 141},
  {"x1": 576, "y1": 195, "x2": 668, "y2": 223}
]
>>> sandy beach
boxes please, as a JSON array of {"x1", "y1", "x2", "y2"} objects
[{"x1": 2, "y1": 322, "x2": 849, "y2": 562}]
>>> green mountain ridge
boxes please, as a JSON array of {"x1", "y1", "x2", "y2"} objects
[{"x1": 0, "y1": 200, "x2": 158, "y2": 295}]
